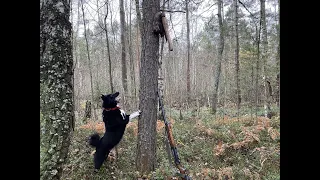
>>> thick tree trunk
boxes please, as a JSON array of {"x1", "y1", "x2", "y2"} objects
[
  {"x1": 40, "y1": 0, "x2": 73, "y2": 179},
  {"x1": 234, "y1": 0, "x2": 241, "y2": 118},
  {"x1": 120, "y1": 0, "x2": 128, "y2": 108},
  {"x1": 136, "y1": 0, "x2": 160, "y2": 175},
  {"x1": 211, "y1": 0, "x2": 224, "y2": 115}
]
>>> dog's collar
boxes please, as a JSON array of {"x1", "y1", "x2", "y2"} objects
[{"x1": 104, "y1": 106, "x2": 120, "y2": 111}]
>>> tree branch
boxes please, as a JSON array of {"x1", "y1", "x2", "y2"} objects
[
  {"x1": 160, "y1": 9, "x2": 186, "y2": 13},
  {"x1": 238, "y1": 0, "x2": 258, "y2": 19}
]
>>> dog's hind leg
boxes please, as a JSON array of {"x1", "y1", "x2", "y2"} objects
[{"x1": 94, "y1": 147, "x2": 111, "y2": 170}]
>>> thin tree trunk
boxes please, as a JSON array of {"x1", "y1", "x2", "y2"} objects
[
  {"x1": 73, "y1": 0, "x2": 81, "y2": 113},
  {"x1": 255, "y1": 18, "x2": 262, "y2": 119},
  {"x1": 135, "y1": 0, "x2": 143, "y2": 37},
  {"x1": 276, "y1": 0, "x2": 280, "y2": 70},
  {"x1": 104, "y1": 2, "x2": 114, "y2": 93},
  {"x1": 276, "y1": 0, "x2": 280, "y2": 107},
  {"x1": 186, "y1": 0, "x2": 191, "y2": 103},
  {"x1": 120, "y1": 0, "x2": 128, "y2": 108},
  {"x1": 40, "y1": 0, "x2": 73, "y2": 178},
  {"x1": 80, "y1": 0, "x2": 97, "y2": 121},
  {"x1": 128, "y1": 0, "x2": 137, "y2": 109},
  {"x1": 136, "y1": 0, "x2": 160, "y2": 175},
  {"x1": 260, "y1": 0, "x2": 271, "y2": 118},
  {"x1": 135, "y1": 0, "x2": 142, "y2": 105},
  {"x1": 251, "y1": 53, "x2": 254, "y2": 121},
  {"x1": 234, "y1": 0, "x2": 241, "y2": 119},
  {"x1": 211, "y1": 0, "x2": 224, "y2": 115}
]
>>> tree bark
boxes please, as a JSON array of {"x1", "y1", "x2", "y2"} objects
[
  {"x1": 128, "y1": 0, "x2": 137, "y2": 108},
  {"x1": 234, "y1": 0, "x2": 241, "y2": 118},
  {"x1": 136, "y1": 0, "x2": 160, "y2": 175},
  {"x1": 80, "y1": 0, "x2": 97, "y2": 121},
  {"x1": 255, "y1": 21, "x2": 261, "y2": 119},
  {"x1": 120, "y1": 0, "x2": 129, "y2": 108},
  {"x1": 260, "y1": 0, "x2": 271, "y2": 118},
  {"x1": 211, "y1": 0, "x2": 224, "y2": 115},
  {"x1": 135, "y1": 0, "x2": 143, "y2": 37},
  {"x1": 186, "y1": 0, "x2": 191, "y2": 103},
  {"x1": 104, "y1": 1, "x2": 114, "y2": 93},
  {"x1": 40, "y1": 0, "x2": 73, "y2": 179}
]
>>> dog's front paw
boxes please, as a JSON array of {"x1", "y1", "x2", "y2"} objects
[{"x1": 129, "y1": 110, "x2": 141, "y2": 120}]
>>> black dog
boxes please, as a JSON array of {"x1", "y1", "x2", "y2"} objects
[{"x1": 88, "y1": 92, "x2": 141, "y2": 172}]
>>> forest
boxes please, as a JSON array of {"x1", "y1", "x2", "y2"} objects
[{"x1": 40, "y1": 0, "x2": 280, "y2": 179}]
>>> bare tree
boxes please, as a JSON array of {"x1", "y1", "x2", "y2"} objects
[
  {"x1": 80, "y1": 0, "x2": 97, "y2": 121},
  {"x1": 234, "y1": 0, "x2": 241, "y2": 118},
  {"x1": 128, "y1": 0, "x2": 137, "y2": 108},
  {"x1": 186, "y1": 0, "x2": 191, "y2": 103},
  {"x1": 260, "y1": 0, "x2": 271, "y2": 118},
  {"x1": 135, "y1": 0, "x2": 143, "y2": 37},
  {"x1": 211, "y1": 0, "x2": 224, "y2": 115},
  {"x1": 120, "y1": 0, "x2": 129, "y2": 108},
  {"x1": 104, "y1": 1, "x2": 114, "y2": 93},
  {"x1": 40, "y1": 0, "x2": 74, "y2": 178},
  {"x1": 136, "y1": 0, "x2": 160, "y2": 175}
]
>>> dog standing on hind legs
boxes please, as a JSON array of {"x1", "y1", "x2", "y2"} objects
[{"x1": 88, "y1": 92, "x2": 141, "y2": 172}]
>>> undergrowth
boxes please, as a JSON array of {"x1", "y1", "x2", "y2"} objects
[{"x1": 61, "y1": 107, "x2": 280, "y2": 179}]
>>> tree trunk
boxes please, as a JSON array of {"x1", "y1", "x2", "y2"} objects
[
  {"x1": 276, "y1": 0, "x2": 280, "y2": 71},
  {"x1": 128, "y1": 0, "x2": 137, "y2": 109},
  {"x1": 135, "y1": 0, "x2": 143, "y2": 37},
  {"x1": 40, "y1": 0, "x2": 73, "y2": 179},
  {"x1": 260, "y1": 0, "x2": 271, "y2": 118},
  {"x1": 276, "y1": 0, "x2": 280, "y2": 107},
  {"x1": 211, "y1": 0, "x2": 224, "y2": 115},
  {"x1": 136, "y1": 0, "x2": 160, "y2": 175},
  {"x1": 104, "y1": 2, "x2": 114, "y2": 93},
  {"x1": 84, "y1": 100, "x2": 91, "y2": 123},
  {"x1": 186, "y1": 0, "x2": 191, "y2": 103},
  {"x1": 255, "y1": 22, "x2": 261, "y2": 119},
  {"x1": 120, "y1": 0, "x2": 128, "y2": 108},
  {"x1": 80, "y1": 0, "x2": 97, "y2": 121},
  {"x1": 234, "y1": 0, "x2": 241, "y2": 118}
]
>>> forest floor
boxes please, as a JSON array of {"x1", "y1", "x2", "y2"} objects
[{"x1": 61, "y1": 107, "x2": 280, "y2": 180}]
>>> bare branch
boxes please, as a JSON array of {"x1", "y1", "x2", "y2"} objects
[
  {"x1": 160, "y1": 9, "x2": 186, "y2": 13},
  {"x1": 238, "y1": 0, "x2": 258, "y2": 19}
]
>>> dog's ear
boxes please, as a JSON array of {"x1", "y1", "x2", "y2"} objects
[
  {"x1": 101, "y1": 94, "x2": 105, "y2": 99},
  {"x1": 112, "y1": 92, "x2": 120, "y2": 98}
]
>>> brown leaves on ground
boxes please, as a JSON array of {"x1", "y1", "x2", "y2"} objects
[
  {"x1": 214, "y1": 116, "x2": 279, "y2": 156},
  {"x1": 251, "y1": 146, "x2": 280, "y2": 171},
  {"x1": 243, "y1": 168, "x2": 261, "y2": 180},
  {"x1": 214, "y1": 141, "x2": 228, "y2": 156},
  {"x1": 78, "y1": 119, "x2": 174, "y2": 137},
  {"x1": 78, "y1": 121, "x2": 105, "y2": 133},
  {"x1": 192, "y1": 167, "x2": 234, "y2": 180},
  {"x1": 267, "y1": 127, "x2": 280, "y2": 141},
  {"x1": 195, "y1": 119, "x2": 216, "y2": 137}
]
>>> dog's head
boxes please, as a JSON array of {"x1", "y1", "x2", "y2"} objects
[{"x1": 101, "y1": 92, "x2": 120, "y2": 109}]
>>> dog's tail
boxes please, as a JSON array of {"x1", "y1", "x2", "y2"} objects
[{"x1": 88, "y1": 133, "x2": 101, "y2": 147}]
